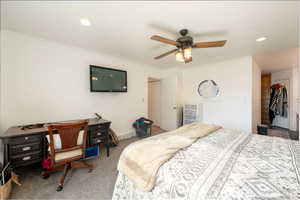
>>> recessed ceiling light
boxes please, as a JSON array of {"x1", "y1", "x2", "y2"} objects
[
  {"x1": 80, "y1": 19, "x2": 91, "y2": 26},
  {"x1": 256, "y1": 37, "x2": 267, "y2": 42}
]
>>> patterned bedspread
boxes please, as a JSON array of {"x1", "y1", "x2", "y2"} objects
[{"x1": 112, "y1": 129, "x2": 300, "y2": 200}]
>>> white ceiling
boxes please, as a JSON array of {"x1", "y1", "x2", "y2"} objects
[
  {"x1": 1, "y1": 1, "x2": 299, "y2": 69},
  {"x1": 254, "y1": 48, "x2": 299, "y2": 74}
]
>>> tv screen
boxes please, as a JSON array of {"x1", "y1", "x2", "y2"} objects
[{"x1": 90, "y1": 65, "x2": 127, "y2": 92}]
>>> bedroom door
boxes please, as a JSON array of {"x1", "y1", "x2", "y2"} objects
[
  {"x1": 160, "y1": 75, "x2": 181, "y2": 131},
  {"x1": 148, "y1": 78, "x2": 161, "y2": 127}
]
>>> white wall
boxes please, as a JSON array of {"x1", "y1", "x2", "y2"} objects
[
  {"x1": 182, "y1": 56, "x2": 253, "y2": 132},
  {"x1": 0, "y1": 30, "x2": 162, "y2": 138},
  {"x1": 148, "y1": 81, "x2": 161, "y2": 127},
  {"x1": 0, "y1": 31, "x2": 2, "y2": 133},
  {"x1": 252, "y1": 59, "x2": 261, "y2": 133},
  {"x1": 271, "y1": 69, "x2": 297, "y2": 131},
  {"x1": 293, "y1": 66, "x2": 299, "y2": 131}
]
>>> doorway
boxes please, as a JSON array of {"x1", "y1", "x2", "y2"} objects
[
  {"x1": 255, "y1": 48, "x2": 299, "y2": 140},
  {"x1": 260, "y1": 72, "x2": 298, "y2": 140},
  {"x1": 272, "y1": 79, "x2": 290, "y2": 129},
  {"x1": 148, "y1": 78, "x2": 162, "y2": 130},
  {"x1": 148, "y1": 75, "x2": 181, "y2": 132}
]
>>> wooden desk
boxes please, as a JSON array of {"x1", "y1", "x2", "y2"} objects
[{"x1": 0, "y1": 118, "x2": 111, "y2": 168}]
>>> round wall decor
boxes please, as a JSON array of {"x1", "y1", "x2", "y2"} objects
[{"x1": 198, "y1": 80, "x2": 220, "y2": 98}]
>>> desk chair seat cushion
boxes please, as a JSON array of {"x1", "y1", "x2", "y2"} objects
[{"x1": 55, "y1": 149, "x2": 83, "y2": 162}]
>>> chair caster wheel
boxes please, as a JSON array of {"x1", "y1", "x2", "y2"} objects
[
  {"x1": 42, "y1": 174, "x2": 50, "y2": 179},
  {"x1": 88, "y1": 168, "x2": 93, "y2": 173},
  {"x1": 56, "y1": 185, "x2": 63, "y2": 192}
]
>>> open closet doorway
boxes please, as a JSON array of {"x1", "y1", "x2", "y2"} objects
[
  {"x1": 260, "y1": 68, "x2": 299, "y2": 140},
  {"x1": 256, "y1": 48, "x2": 299, "y2": 140},
  {"x1": 271, "y1": 79, "x2": 290, "y2": 129},
  {"x1": 148, "y1": 78, "x2": 164, "y2": 134}
]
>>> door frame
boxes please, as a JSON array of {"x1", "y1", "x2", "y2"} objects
[{"x1": 147, "y1": 77, "x2": 161, "y2": 127}]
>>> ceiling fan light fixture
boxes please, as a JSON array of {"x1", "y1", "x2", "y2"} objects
[
  {"x1": 150, "y1": 29, "x2": 226, "y2": 64},
  {"x1": 183, "y1": 47, "x2": 192, "y2": 59},
  {"x1": 176, "y1": 51, "x2": 185, "y2": 62},
  {"x1": 176, "y1": 47, "x2": 192, "y2": 62}
]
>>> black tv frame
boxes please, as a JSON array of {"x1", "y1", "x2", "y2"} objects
[{"x1": 89, "y1": 65, "x2": 128, "y2": 92}]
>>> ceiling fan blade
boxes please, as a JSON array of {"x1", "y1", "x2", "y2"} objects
[
  {"x1": 151, "y1": 35, "x2": 180, "y2": 46},
  {"x1": 193, "y1": 40, "x2": 227, "y2": 48},
  {"x1": 149, "y1": 23, "x2": 178, "y2": 37},
  {"x1": 191, "y1": 30, "x2": 227, "y2": 38},
  {"x1": 154, "y1": 49, "x2": 178, "y2": 59}
]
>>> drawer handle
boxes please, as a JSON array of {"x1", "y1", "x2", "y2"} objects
[
  {"x1": 96, "y1": 139, "x2": 102, "y2": 143},
  {"x1": 22, "y1": 156, "x2": 31, "y2": 161},
  {"x1": 25, "y1": 137, "x2": 29, "y2": 140},
  {"x1": 97, "y1": 132, "x2": 101, "y2": 136},
  {"x1": 22, "y1": 146, "x2": 31, "y2": 151}
]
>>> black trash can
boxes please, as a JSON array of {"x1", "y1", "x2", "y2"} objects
[
  {"x1": 133, "y1": 118, "x2": 153, "y2": 138},
  {"x1": 257, "y1": 124, "x2": 268, "y2": 135}
]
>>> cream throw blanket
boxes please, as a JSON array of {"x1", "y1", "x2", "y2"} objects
[{"x1": 117, "y1": 122, "x2": 222, "y2": 192}]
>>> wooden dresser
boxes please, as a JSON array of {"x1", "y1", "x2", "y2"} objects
[{"x1": 0, "y1": 118, "x2": 111, "y2": 168}]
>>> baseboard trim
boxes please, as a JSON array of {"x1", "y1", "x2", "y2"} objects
[{"x1": 117, "y1": 130, "x2": 135, "y2": 140}]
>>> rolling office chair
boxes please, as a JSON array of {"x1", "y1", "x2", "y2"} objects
[{"x1": 42, "y1": 120, "x2": 92, "y2": 191}]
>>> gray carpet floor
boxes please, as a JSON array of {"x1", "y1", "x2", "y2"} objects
[{"x1": 10, "y1": 127, "x2": 165, "y2": 200}]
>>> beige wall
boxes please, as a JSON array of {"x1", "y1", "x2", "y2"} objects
[
  {"x1": 182, "y1": 56, "x2": 253, "y2": 132},
  {"x1": 292, "y1": 66, "x2": 299, "y2": 132},
  {"x1": 252, "y1": 59, "x2": 261, "y2": 133},
  {"x1": 0, "y1": 30, "x2": 162, "y2": 137}
]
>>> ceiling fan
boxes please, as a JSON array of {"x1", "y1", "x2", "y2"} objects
[{"x1": 151, "y1": 29, "x2": 227, "y2": 64}]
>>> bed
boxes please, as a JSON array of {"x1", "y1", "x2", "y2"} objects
[{"x1": 112, "y1": 128, "x2": 300, "y2": 200}]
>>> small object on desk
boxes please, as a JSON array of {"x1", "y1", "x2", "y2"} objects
[
  {"x1": 21, "y1": 123, "x2": 44, "y2": 130},
  {"x1": 94, "y1": 113, "x2": 102, "y2": 119}
]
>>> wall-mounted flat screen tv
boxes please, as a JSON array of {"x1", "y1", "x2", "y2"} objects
[{"x1": 90, "y1": 65, "x2": 127, "y2": 92}]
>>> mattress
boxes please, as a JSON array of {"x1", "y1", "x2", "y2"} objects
[{"x1": 112, "y1": 128, "x2": 300, "y2": 200}]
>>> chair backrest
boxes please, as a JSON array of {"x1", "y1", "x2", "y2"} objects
[{"x1": 47, "y1": 120, "x2": 89, "y2": 164}]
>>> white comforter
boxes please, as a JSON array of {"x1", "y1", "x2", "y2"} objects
[{"x1": 112, "y1": 128, "x2": 300, "y2": 200}]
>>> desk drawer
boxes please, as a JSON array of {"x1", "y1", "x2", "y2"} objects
[
  {"x1": 11, "y1": 151, "x2": 42, "y2": 166},
  {"x1": 89, "y1": 123, "x2": 110, "y2": 132},
  {"x1": 10, "y1": 135, "x2": 42, "y2": 145},
  {"x1": 90, "y1": 130, "x2": 107, "y2": 138},
  {"x1": 10, "y1": 142, "x2": 42, "y2": 156}
]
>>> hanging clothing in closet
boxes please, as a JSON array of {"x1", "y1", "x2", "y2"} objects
[{"x1": 269, "y1": 83, "x2": 288, "y2": 124}]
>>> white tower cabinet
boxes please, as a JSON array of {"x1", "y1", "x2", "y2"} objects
[{"x1": 183, "y1": 104, "x2": 202, "y2": 125}]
